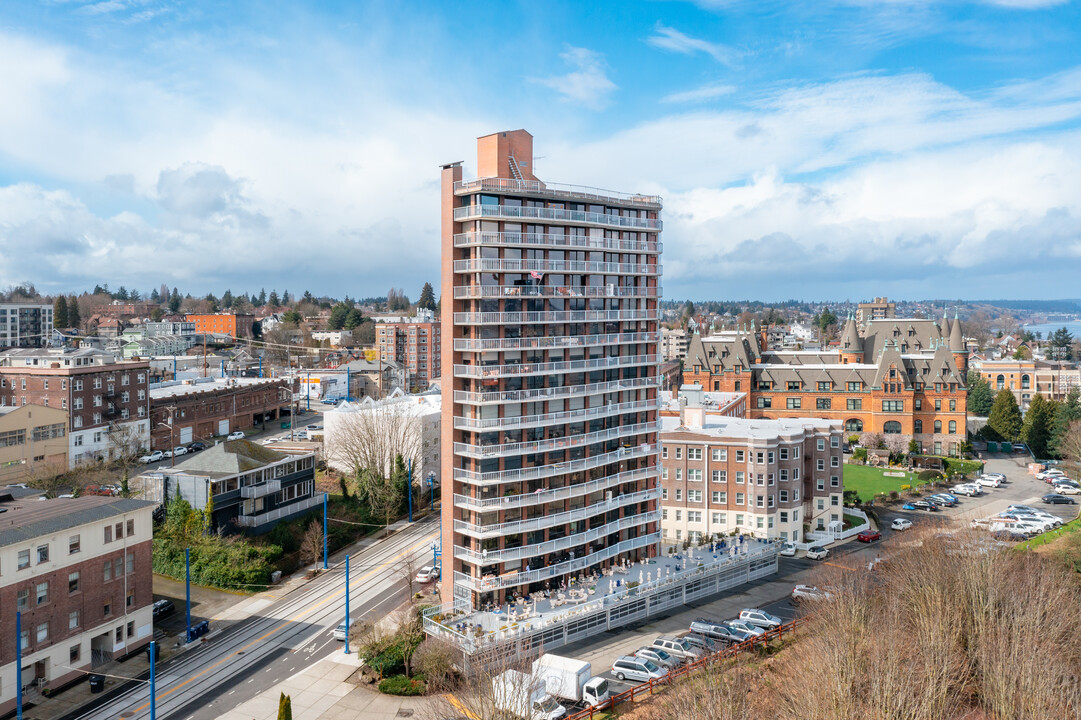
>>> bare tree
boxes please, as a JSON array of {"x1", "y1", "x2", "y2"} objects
[
  {"x1": 23, "y1": 458, "x2": 72, "y2": 498},
  {"x1": 325, "y1": 400, "x2": 420, "y2": 496},
  {"x1": 1057, "y1": 420, "x2": 1081, "y2": 475},
  {"x1": 413, "y1": 637, "x2": 461, "y2": 692},
  {"x1": 107, "y1": 421, "x2": 146, "y2": 496},
  {"x1": 298, "y1": 520, "x2": 324, "y2": 569}
]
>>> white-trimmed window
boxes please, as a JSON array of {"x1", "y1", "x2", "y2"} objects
[
  {"x1": 711, "y1": 448, "x2": 727, "y2": 461},
  {"x1": 712, "y1": 470, "x2": 726, "y2": 483}
]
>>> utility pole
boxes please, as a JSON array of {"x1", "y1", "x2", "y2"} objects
[
  {"x1": 16, "y1": 611, "x2": 22, "y2": 720},
  {"x1": 149, "y1": 640, "x2": 157, "y2": 720},
  {"x1": 323, "y1": 492, "x2": 328, "y2": 570}
]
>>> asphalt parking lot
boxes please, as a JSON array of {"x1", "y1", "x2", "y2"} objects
[{"x1": 559, "y1": 453, "x2": 1080, "y2": 697}]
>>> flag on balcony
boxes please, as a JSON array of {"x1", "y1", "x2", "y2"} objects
[{"x1": 530, "y1": 271, "x2": 544, "y2": 280}]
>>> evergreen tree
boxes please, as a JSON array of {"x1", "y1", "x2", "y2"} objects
[
  {"x1": 277, "y1": 693, "x2": 292, "y2": 720},
  {"x1": 169, "y1": 287, "x2": 181, "y2": 313},
  {"x1": 417, "y1": 282, "x2": 436, "y2": 311},
  {"x1": 53, "y1": 295, "x2": 68, "y2": 329},
  {"x1": 327, "y1": 303, "x2": 349, "y2": 330},
  {"x1": 343, "y1": 309, "x2": 363, "y2": 330},
  {"x1": 67, "y1": 296, "x2": 81, "y2": 330},
  {"x1": 129, "y1": 289, "x2": 141, "y2": 302},
  {"x1": 302, "y1": 290, "x2": 314, "y2": 304},
  {"x1": 1021, "y1": 395, "x2": 1054, "y2": 459},
  {"x1": 150, "y1": 288, "x2": 161, "y2": 302},
  {"x1": 222, "y1": 289, "x2": 233, "y2": 308},
  {"x1": 1049, "y1": 327, "x2": 1075, "y2": 360},
  {"x1": 257, "y1": 288, "x2": 267, "y2": 306},
  {"x1": 115, "y1": 285, "x2": 129, "y2": 301},
  {"x1": 282, "y1": 289, "x2": 290, "y2": 305},
  {"x1": 268, "y1": 290, "x2": 280, "y2": 308},
  {"x1": 987, "y1": 389, "x2": 1023, "y2": 441},
  {"x1": 966, "y1": 371, "x2": 994, "y2": 416},
  {"x1": 1051, "y1": 388, "x2": 1081, "y2": 457}
]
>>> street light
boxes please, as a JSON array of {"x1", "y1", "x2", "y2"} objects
[
  {"x1": 426, "y1": 472, "x2": 436, "y2": 512},
  {"x1": 156, "y1": 418, "x2": 176, "y2": 467}
]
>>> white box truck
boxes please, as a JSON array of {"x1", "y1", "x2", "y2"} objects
[
  {"x1": 492, "y1": 669, "x2": 567, "y2": 720},
  {"x1": 532, "y1": 654, "x2": 611, "y2": 709}
]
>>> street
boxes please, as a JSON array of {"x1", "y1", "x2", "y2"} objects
[{"x1": 63, "y1": 516, "x2": 438, "y2": 720}]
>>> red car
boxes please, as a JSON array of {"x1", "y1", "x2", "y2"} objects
[{"x1": 856, "y1": 529, "x2": 881, "y2": 543}]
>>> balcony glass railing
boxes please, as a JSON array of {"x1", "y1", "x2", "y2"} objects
[
  {"x1": 453, "y1": 231, "x2": 660, "y2": 254},
  {"x1": 455, "y1": 489, "x2": 658, "y2": 537},
  {"x1": 453, "y1": 177, "x2": 662, "y2": 207},
  {"x1": 454, "y1": 511, "x2": 659, "y2": 564},
  {"x1": 454, "y1": 531, "x2": 662, "y2": 592},
  {"x1": 455, "y1": 421, "x2": 658, "y2": 460},
  {"x1": 454, "y1": 398, "x2": 658, "y2": 433},
  {"x1": 453, "y1": 465, "x2": 657, "y2": 511},
  {"x1": 454, "y1": 331, "x2": 657, "y2": 352},
  {"x1": 454, "y1": 443, "x2": 658, "y2": 486},
  {"x1": 453, "y1": 258, "x2": 660, "y2": 275},
  {"x1": 454, "y1": 375, "x2": 657, "y2": 405},
  {"x1": 454, "y1": 354, "x2": 660, "y2": 380},
  {"x1": 453, "y1": 284, "x2": 660, "y2": 299},
  {"x1": 453, "y1": 309, "x2": 658, "y2": 325},
  {"x1": 453, "y1": 203, "x2": 662, "y2": 230}
]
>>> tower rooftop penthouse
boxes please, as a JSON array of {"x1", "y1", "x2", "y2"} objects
[{"x1": 440, "y1": 129, "x2": 663, "y2": 609}]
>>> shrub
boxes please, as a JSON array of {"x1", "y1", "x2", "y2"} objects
[
  {"x1": 852, "y1": 448, "x2": 868, "y2": 462},
  {"x1": 378, "y1": 675, "x2": 425, "y2": 696},
  {"x1": 918, "y1": 469, "x2": 941, "y2": 483},
  {"x1": 900, "y1": 484, "x2": 911, "y2": 491},
  {"x1": 888, "y1": 490, "x2": 900, "y2": 501},
  {"x1": 848, "y1": 434, "x2": 861, "y2": 445}
]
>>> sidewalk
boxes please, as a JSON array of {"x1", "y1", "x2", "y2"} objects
[{"x1": 217, "y1": 651, "x2": 426, "y2": 720}]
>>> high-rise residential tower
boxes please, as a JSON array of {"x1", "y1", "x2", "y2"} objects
[{"x1": 439, "y1": 130, "x2": 663, "y2": 608}]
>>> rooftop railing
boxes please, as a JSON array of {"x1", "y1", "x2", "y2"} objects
[
  {"x1": 453, "y1": 204, "x2": 662, "y2": 230},
  {"x1": 453, "y1": 177, "x2": 662, "y2": 208}
]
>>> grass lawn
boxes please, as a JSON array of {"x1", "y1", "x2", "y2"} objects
[{"x1": 843, "y1": 464, "x2": 925, "y2": 502}]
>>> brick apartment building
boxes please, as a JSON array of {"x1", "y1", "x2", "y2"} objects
[
  {"x1": 970, "y1": 357, "x2": 1081, "y2": 410},
  {"x1": 855, "y1": 296, "x2": 896, "y2": 329},
  {"x1": 0, "y1": 496, "x2": 156, "y2": 714},
  {"x1": 149, "y1": 377, "x2": 292, "y2": 450},
  {"x1": 185, "y1": 313, "x2": 255, "y2": 339},
  {"x1": 375, "y1": 310, "x2": 441, "y2": 390},
  {"x1": 0, "y1": 304, "x2": 53, "y2": 349},
  {"x1": 660, "y1": 386, "x2": 842, "y2": 544},
  {"x1": 683, "y1": 315, "x2": 968, "y2": 456},
  {"x1": 0, "y1": 349, "x2": 151, "y2": 467}
]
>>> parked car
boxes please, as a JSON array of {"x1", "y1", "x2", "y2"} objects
[
  {"x1": 680, "y1": 633, "x2": 717, "y2": 654},
  {"x1": 1007, "y1": 504, "x2": 1045, "y2": 515},
  {"x1": 226, "y1": 431, "x2": 246, "y2": 441},
  {"x1": 924, "y1": 496, "x2": 947, "y2": 508},
  {"x1": 140, "y1": 450, "x2": 164, "y2": 464},
  {"x1": 84, "y1": 485, "x2": 116, "y2": 497},
  {"x1": 928, "y1": 494, "x2": 958, "y2": 507},
  {"x1": 805, "y1": 546, "x2": 831, "y2": 560},
  {"x1": 1037, "y1": 470, "x2": 1066, "y2": 481},
  {"x1": 723, "y1": 619, "x2": 765, "y2": 637},
  {"x1": 779, "y1": 542, "x2": 796, "y2": 556},
  {"x1": 1053, "y1": 483, "x2": 1081, "y2": 495},
  {"x1": 791, "y1": 585, "x2": 833, "y2": 603},
  {"x1": 910, "y1": 500, "x2": 939, "y2": 512},
  {"x1": 611, "y1": 656, "x2": 668, "y2": 683},
  {"x1": 856, "y1": 529, "x2": 881, "y2": 543},
  {"x1": 634, "y1": 646, "x2": 681, "y2": 669},
  {"x1": 652, "y1": 636, "x2": 705, "y2": 661},
  {"x1": 975, "y1": 476, "x2": 1001, "y2": 488},
  {"x1": 951, "y1": 484, "x2": 982, "y2": 497},
  {"x1": 1043, "y1": 493, "x2": 1076, "y2": 505},
  {"x1": 172, "y1": 446, "x2": 188, "y2": 458},
  {"x1": 688, "y1": 619, "x2": 750, "y2": 645},
  {"x1": 187, "y1": 442, "x2": 206, "y2": 452},
  {"x1": 414, "y1": 566, "x2": 440, "y2": 583},
  {"x1": 152, "y1": 599, "x2": 175, "y2": 620},
  {"x1": 1002, "y1": 511, "x2": 1061, "y2": 527},
  {"x1": 891, "y1": 518, "x2": 913, "y2": 531},
  {"x1": 738, "y1": 609, "x2": 783, "y2": 629}
]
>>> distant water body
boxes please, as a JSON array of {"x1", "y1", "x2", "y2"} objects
[{"x1": 1022, "y1": 321, "x2": 1081, "y2": 338}]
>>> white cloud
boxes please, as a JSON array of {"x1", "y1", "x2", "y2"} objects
[
  {"x1": 661, "y1": 82, "x2": 737, "y2": 103},
  {"x1": 534, "y1": 46, "x2": 617, "y2": 110},
  {"x1": 647, "y1": 25, "x2": 740, "y2": 67}
]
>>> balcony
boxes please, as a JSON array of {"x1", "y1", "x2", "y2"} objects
[
  {"x1": 454, "y1": 443, "x2": 658, "y2": 487},
  {"x1": 240, "y1": 478, "x2": 281, "y2": 499},
  {"x1": 454, "y1": 420, "x2": 658, "y2": 460},
  {"x1": 454, "y1": 398, "x2": 658, "y2": 433},
  {"x1": 453, "y1": 177, "x2": 662, "y2": 208},
  {"x1": 455, "y1": 354, "x2": 661, "y2": 380},
  {"x1": 454, "y1": 284, "x2": 660, "y2": 300},
  {"x1": 453, "y1": 258, "x2": 660, "y2": 276},
  {"x1": 453, "y1": 203, "x2": 661, "y2": 231},
  {"x1": 453, "y1": 231, "x2": 660, "y2": 254},
  {"x1": 454, "y1": 511, "x2": 660, "y2": 565},
  {"x1": 453, "y1": 309, "x2": 658, "y2": 325},
  {"x1": 455, "y1": 489, "x2": 657, "y2": 538},
  {"x1": 236, "y1": 494, "x2": 322, "y2": 528},
  {"x1": 454, "y1": 375, "x2": 658, "y2": 405},
  {"x1": 453, "y1": 531, "x2": 662, "y2": 592},
  {"x1": 453, "y1": 465, "x2": 657, "y2": 512},
  {"x1": 454, "y1": 331, "x2": 657, "y2": 353}
]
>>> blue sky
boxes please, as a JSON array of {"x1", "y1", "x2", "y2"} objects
[{"x1": 1, "y1": 0, "x2": 1080, "y2": 301}]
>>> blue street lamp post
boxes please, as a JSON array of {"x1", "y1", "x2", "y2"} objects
[
  {"x1": 426, "y1": 473, "x2": 435, "y2": 512},
  {"x1": 344, "y1": 554, "x2": 351, "y2": 655},
  {"x1": 407, "y1": 458, "x2": 413, "y2": 522},
  {"x1": 185, "y1": 547, "x2": 192, "y2": 642},
  {"x1": 323, "y1": 493, "x2": 329, "y2": 570},
  {"x1": 150, "y1": 640, "x2": 157, "y2": 720},
  {"x1": 16, "y1": 611, "x2": 22, "y2": 720}
]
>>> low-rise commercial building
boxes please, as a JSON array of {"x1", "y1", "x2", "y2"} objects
[
  {"x1": 0, "y1": 496, "x2": 156, "y2": 714},
  {"x1": 0, "y1": 404, "x2": 68, "y2": 485},
  {"x1": 149, "y1": 440, "x2": 318, "y2": 533},
  {"x1": 660, "y1": 387, "x2": 842, "y2": 543},
  {"x1": 185, "y1": 313, "x2": 254, "y2": 339},
  {"x1": 149, "y1": 377, "x2": 291, "y2": 450}
]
